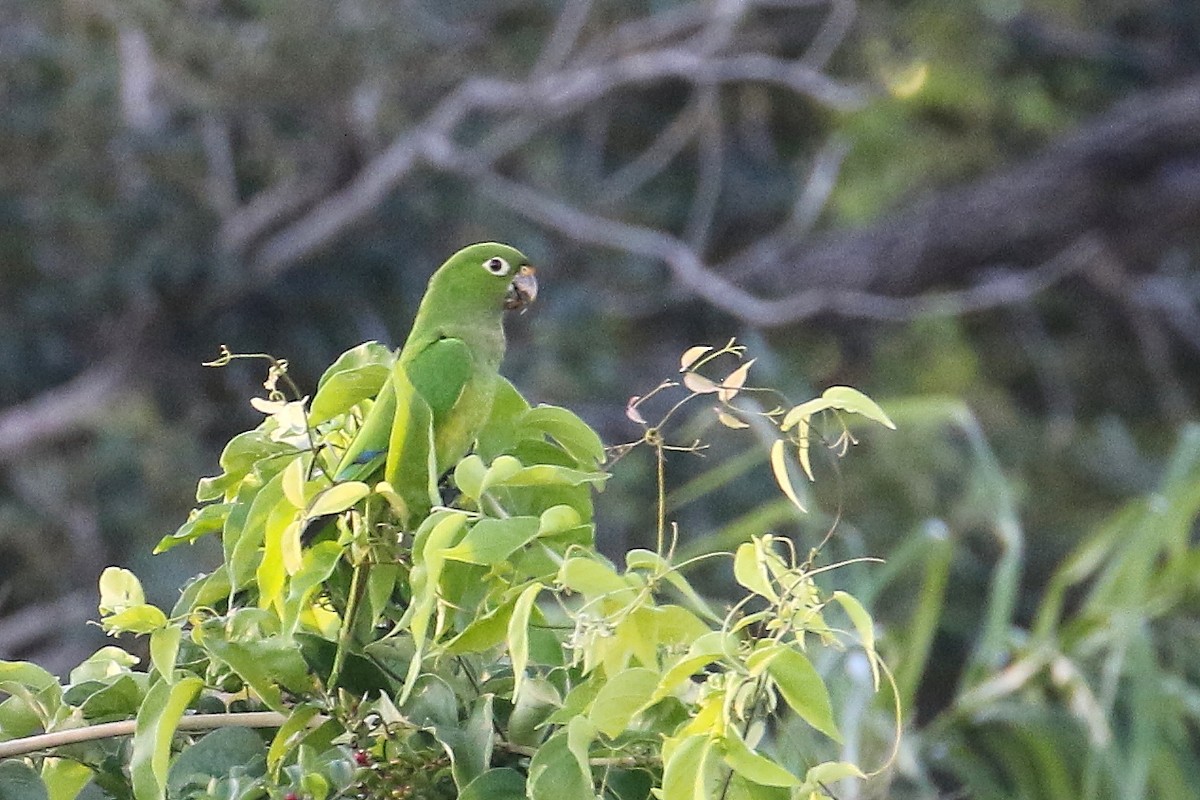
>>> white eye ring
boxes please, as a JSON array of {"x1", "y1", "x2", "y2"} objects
[{"x1": 482, "y1": 256, "x2": 511, "y2": 276}]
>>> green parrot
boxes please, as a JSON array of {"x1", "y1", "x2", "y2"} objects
[{"x1": 333, "y1": 242, "x2": 538, "y2": 527}]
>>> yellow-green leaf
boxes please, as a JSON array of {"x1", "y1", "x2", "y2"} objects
[
  {"x1": 98, "y1": 567, "x2": 145, "y2": 614},
  {"x1": 454, "y1": 455, "x2": 487, "y2": 499},
  {"x1": 734, "y1": 542, "x2": 778, "y2": 601},
  {"x1": 769, "y1": 440, "x2": 807, "y2": 512},
  {"x1": 720, "y1": 727, "x2": 800, "y2": 787},
  {"x1": 662, "y1": 734, "x2": 719, "y2": 800},
  {"x1": 508, "y1": 582, "x2": 543, "y2": 704},
  {"x1": 764, "y1": 647, "x2": 840, "y2": 741},
  {"x1": 799, "y1": 761, "x2": 866, "y2": 794},
  {"x1": 481, "y1": 455, "x2": 524, "y2": 493},
  {"x1": 267, "y1": 704, "x2": 322, "y2": 770},
  {"x1": 102, "y1": 604, "x2": 168, "y2": 635},
  {"x1": 832, "y1": 591, "x2": 879, "y2": 689},
  {"x1": 281, "y1": 455, "x2": 307, "y2": 508},
  {"x1": 821, "y1": 386, "x2": 896, "y2": 429},
  {"x1": 588, "y1": 667, "x2": 659, "y2": 737},
  {"x1": 130, "y1": 676, "x2": 202, "y2": 800},
  {"x1": 149, "y1": 627, "x2": 181, "y2": 681},
  {"x1": 306, "y1": 481, "x2": 370, "y2": 518}
]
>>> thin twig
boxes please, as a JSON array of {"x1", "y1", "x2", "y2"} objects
[{"x1": 0, "y1": 712, "x2": 306, "y2": 759}]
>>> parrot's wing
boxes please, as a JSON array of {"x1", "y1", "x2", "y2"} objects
[{"x1": 405, "y1": 337, "x2": 472, "y2": 421}]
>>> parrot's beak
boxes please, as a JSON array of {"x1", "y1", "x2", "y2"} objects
[{"x1": 504, "y1": 265, "x2": 538, "y2": 312}]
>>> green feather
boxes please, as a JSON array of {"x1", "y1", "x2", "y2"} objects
[{"x1": 333, "y1": 242, "x2": 536, "y2": 527}]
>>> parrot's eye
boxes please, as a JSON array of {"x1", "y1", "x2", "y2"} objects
[{"x1": 482, "y1": 256, "x2": 511, "y2": 276}]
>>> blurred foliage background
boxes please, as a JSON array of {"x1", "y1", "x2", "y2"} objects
[{"x1": 2, "y1": 0, "x2": 1200, "y2": 797}]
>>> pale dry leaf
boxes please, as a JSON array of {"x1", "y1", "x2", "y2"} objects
[
  {"x1": 717, "y1": 410, "x2": 750, "y2": 429},
  {"x1": 683, "y1": 372, "x2": 719, "y2": 394},
  {"x1": 679, "y1": 345, "x2": 713, "y2": 371},
  {"x1": 625, "y1": 396, "x2": 647, "y2": 425}
]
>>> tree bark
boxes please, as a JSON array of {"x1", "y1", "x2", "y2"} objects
[{"x1": 762, "y1": 77, "x2": 1200, "y2": 295}]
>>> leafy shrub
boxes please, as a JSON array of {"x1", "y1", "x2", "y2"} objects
[{"x1": 0, "y1": 340, "x2": 895, "y2": 800}]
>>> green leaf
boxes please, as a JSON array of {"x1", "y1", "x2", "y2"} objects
[
  {"x1": 257, "y1": 498, "x2": 301, "y2": 609},
  {"x1": 155, "y1": 502, "x2": 232, "y2": 552},
  {"x1": 734, "y1": 541, "x2": 778, "y2": 601},
  {"x1": 98, "y1": 567, "x2": 145, "y2": 614},
  {"x1": 40, "y1": 757, "x2": 92, "y2": 800},
  {"x1": 493, "y1": 464, "x2": 610, "y2": 489},
  {"x1": 0, "y1": 661, "x2": 60, "y2": 702},
  {"x1": 818, "y1": 386, "x2": 896, "y2": 429},
  {"x1": 282, "y1": 541, "x2": 342, "y2": 636},
  {"x1": 149, "y1": 626, "x2": 182, "y2": 681},
  {"x1": 196, "y1": 631, "x2": 310, "y2": 713},
  {"x1": 68, "y1": 648, "x2": 139, "y2": 684},
  {"x1": 267, "y1": 704, "x2": 322, "y2": 770},
  {"x1": 528, "y1": 729, "x2": 593, "y2": 800},
  {"x1": 508, "y1": 582, "x2": 544, "y2": 704},
  {"x1": 280, "y1": 453, "x2": 308, "y2": 509},
  {"x1": 476, "y1": 378, "x2": 532, "y2": 460},
  {"x1": 445, "y1": 597, "x2": 517, "y2": 654},
  {"x1": 310, "y1": 363, "x2": 391, "y2": 425},
  {"x1": 655, "y1": 632, "x2": 737, "y2": 699},
  {"x1": 721, "y1": 773, "x2": 791, "y2": 800},
  {"x1": 566, "y1": 715, "x2": 597, "y2": 781},
  {"x1": 798, "y1": 761, "x2": 866, "y2": 794},
  {"x1": 401, "y1": 674, "x2": 459, "y2": 730},
  {"x1": 228, "y1": 469, "x2": 286, "y2": 590},
  {"x1": 626, "y1": 550, "x2": 721, "y2": 623},
  {"x1": 459, "y1": 768, "x2": 526, "y2": 800},
  {"x1": 450, "y1": 694, "x2": 495, "y2": 789},
  {"x1": 0, "y1": 696, "x2": 43, "y2": 740},
  {"x1": 558, "y1": 557, "x2": 635, "y2": 602},
  {"x1": 78, "y1": 674, "x2": 143, "y2": 721},
  {"x1": 506, "y1": 678, "x2": 560, "y2": 747},
  {"x1": 662, "y1": 734, "x2": 719, "y2": 800},
  {"x1": 453, "y1": 454, "x2": 487, "y2": 499},
  {"x1": 831, "y1": 591, "x2": 879, "y2": 688},
  {"x1": 166, "y1": 727, "x2": 267, "y2": 799},
  {"x1": 306, "y1": 482, "x2": 370, "y2": 518},
  {"x1": 754, "y1": 646, "x2": 840, "y2": 741},
  {"x1": 400, "y1": 512, "x2": 470, "y2": 700},
  {"x1": 315, "y1": 341, "x2": 394, "y2": 390},
  {"x1": 479, "y1": 455, "x2": 523, "y2": 494},
  {"x1": 443, "y1": 517, "x2": 541, "y2": 566},
  {"x1": 539, "y1": 504, "x2": 583, "y2": 536},
  {"x1": 517, "y1": 406, "x2": 607, "y2": 467},
  {"x1": 130, "y1": 676, "x2": 203, "y2": 800},
  {"x1": 588, "y1": 667, "x2": 659, "y2": 737},
  {"x1": 720, "y1": 728, "x2": 799, "y2": 787},
  {"x1": 197, "y1": 429, "x2": 298, "y2": 502},
  {"x1": 0, "y1": 760, "x2": 48, "y2": 800},
  {"x1": 101, "y1": 604, "x2": 168, "y2": 635}
]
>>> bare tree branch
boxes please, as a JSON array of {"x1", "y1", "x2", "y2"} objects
[
  {"x1": 467, "y1": 167, "x2": 1097, "y2": 325},
  {"x1": 0, "y1": 357, "x2": 133, "y2": 464},
  {"x1": 237, "y1": 18, "x2": 864, "y2": 278},
  {"x1": 758, "y1": 77, "x2": 1200, "y2": 296}
]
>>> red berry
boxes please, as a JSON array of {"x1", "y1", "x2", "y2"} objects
[
  {"x1": 284, "y1": 794, "x2": 299, "y2": 800},
  {"x1": 354, "y1": 750, "x2": 371, "y2": 766}
]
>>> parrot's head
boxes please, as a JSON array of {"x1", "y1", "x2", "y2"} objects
[{"x1": 433, "y1": 242, "x2": 538, "y2": 315}]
